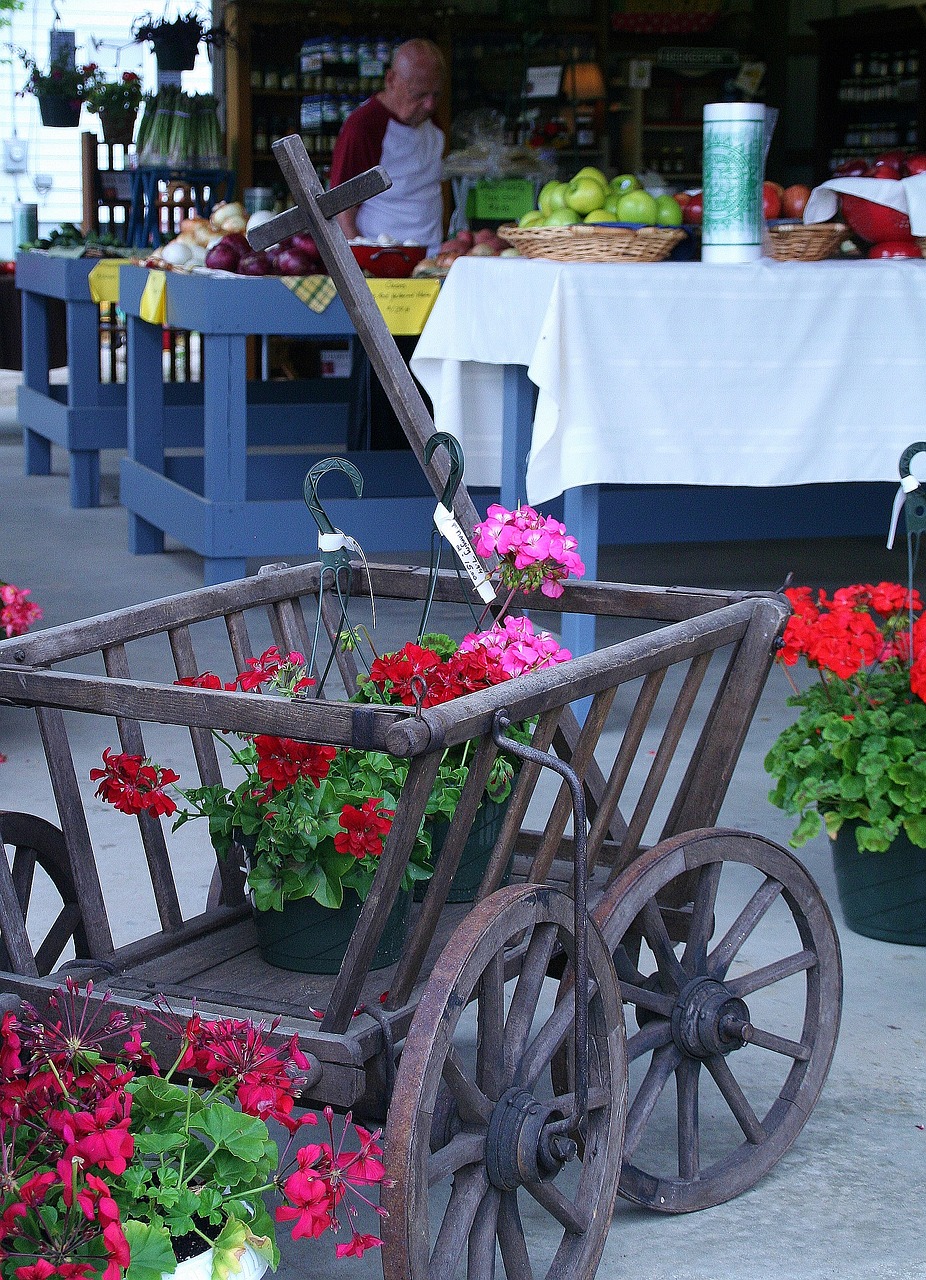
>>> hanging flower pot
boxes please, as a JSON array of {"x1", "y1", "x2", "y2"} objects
[
  {"x1": 152, "y1": 33, "x2": 201, "y2": 73},
  {"x1": 100, "y1": 107, "x2": 138, "y2": 145},
  {"x1": 38, "y1": 95, "x2": 82, "y2": 128}
]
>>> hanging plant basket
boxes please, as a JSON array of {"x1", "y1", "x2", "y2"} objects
[
  {"x1": 100, "y1": 108, "x2": 138, "y2": 146},
  {"x1": 153, "y1": 34, "x2": 201, "y2": 73},
  {"x1": 38, "y1": 96, "x2": 82, "y2": 128}
]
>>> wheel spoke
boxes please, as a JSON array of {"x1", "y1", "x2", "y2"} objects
[
  {"x1": 467, "y1": 1186, "x2": 500, "y2": 1278},
  {"x1": 505, "y1": 922, "x2": 559, "y2": 1074},
  {"x1": 676, "y1": 1057, "x2": 700, "y2": 1181},
  {"x1": 11, "y1": 847, "x2": 37, "y2": 914},
  {"x1": 550, "y1": 1084, "x2": 611, "y2": 1116},
  {"x1": 497, "y1": 1192, "x2": 534, "y2": 1280},
  {"x1": 516, "y1": 990, "x2": 574, "y2": 1089},
  {"x1": 430, "y1": 1164, "x2": 490, "y2": 1280},
  {"x1": 640, "y1": 899, "x2": 687, "y2": 992},
  {"x1": 524, "y1": 1175, "x2": 591, "y2": 1234},
  {"x1": 443, "y1": 1047, "x2": 493, "y2": 1125},
  {"x1": 704, "y1": 1054, "x2": 766, "y2": 1144},
  {"x1": 707, "y1": 876, "x2": 783, "y2": 979},
  {"x1": 477, "y1": 949, "x2": 507, "y2": 1100},
  {"x1": 428, "y1": 1131, "x2": 486, "y2": 1186},
  {"x1": 612, "y1": 941, "x2": 648, "y2": 989},
  {"x1": 624, "y1": 1043, "x2": 682, "y2": 1156},
  {"x1": 726, "y1": 949, "x2": 817, "y2": 997},
  {"x1": 745, "y1": 1024, "x2": 811, "y2": 1061},
  {"x1": 682, "y1": 861, "x2": 722, "y2": 976},
  {"x1": 626, "y1": 1017, "x2": 674, "y2": 1062},
  {"x1": 619, "y1": 982, "x2": 675, "y2": 1019}
]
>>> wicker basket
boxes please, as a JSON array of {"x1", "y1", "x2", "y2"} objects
[
  {"x1": 499, "y1": 222, "x2": 687, "y2": 264},
  {"x1": 766, "y1": 221, "x2": 847, "y2": 262}
]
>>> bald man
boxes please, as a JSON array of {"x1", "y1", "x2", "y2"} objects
[{"x1": 330, "y1": 38, "x2": 446, "y2": 254}]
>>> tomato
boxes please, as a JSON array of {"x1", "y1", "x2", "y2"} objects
[
  {"x1": 781, "y1": 184, "x2": 811, "y2": 219},
  {"x1": 866, "y1": 239, "x2": 923, "y2": 258},
  {"x1": 762, "y1": 181, "x2": 782, "y2": 220},
  {"x1": 840, "y1": 193, "x2": 911, "y2": 243},
  {"x1": 685, "y1": 192, "x2": 703, "y2": 225}
]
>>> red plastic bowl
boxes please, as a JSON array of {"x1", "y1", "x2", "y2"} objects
[
  {"x1": 840, "y1": 191, "x2": 911, "y2": 244},
  {"x1": 350, "y1": 243, "x2": 426, "y2": 278}
]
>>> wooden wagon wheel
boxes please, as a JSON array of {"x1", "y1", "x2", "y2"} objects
[
  {"x1": 0, "y1": 812, "x2": 91, "y2": 976},
  {"x1": 593, "y1": 828, "x2": 842, "y2": 1213},
  {"x1": 382, "y1": 883, "x2": 627, "y2": 1280}
]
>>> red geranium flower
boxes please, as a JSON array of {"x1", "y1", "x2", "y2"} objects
[
  {"x1": 253, "y1": 736, "x2": 337, "y2": 792},
  {"x1": 89, "y1": 749, "x2": 179, "y2": 817},
  {"x1": 334, "y1": 799, "x2": 393, "y2": 859}
]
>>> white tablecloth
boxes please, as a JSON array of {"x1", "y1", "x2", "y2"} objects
[{"x1": 411, "y1": 256, "x2": 926, "y2": 504}]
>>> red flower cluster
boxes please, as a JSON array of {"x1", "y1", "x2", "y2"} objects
[
  {"x1": 89, "y1": 748, "x2": 180, "y2": 818},
  {"x1": 155, "y1": 1007, "x2": 314, "y2": 1132},
  {"x1": 334, "y1": 798, "x2": 393, "y2": 859},
  {"x1": 369, "y1": 641, "x2": 506, "y2": 708},
  {"x1": 0, "y1": 584, "x2": 42, "y2": 639},
  {"x1": 781, "y1": 582, "x2": 926, "y2": 687},
  {"x1": 254, "y1": 736, "x2": 338, "y2": 793},
  {"x1": 175, "y1": 647, "x2": 314, "y2": 695}
]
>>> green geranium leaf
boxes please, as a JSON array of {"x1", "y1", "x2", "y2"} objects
[
  {"x1": 198, "y1": 1105, "x2": 276, "y2": 1162},
  {"x1": 122, "y1": 1221, "x2": 178, "y2": 1280}
]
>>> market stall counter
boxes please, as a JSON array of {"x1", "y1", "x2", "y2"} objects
[
  {"x1": 412, "y1": 255, "x2": 920, "y2": 651},
  {"x1": 117, "y1": 266, "x2": 438, "y2": 584}
]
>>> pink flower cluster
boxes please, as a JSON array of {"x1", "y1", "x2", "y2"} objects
[
  {"x1": 459, "y1": 615, "x2": 572, "y2": 678},
  {"x1": 0, "y1": 583, "x2": 42, "y2": 639},
  {"x1": 473, "y1": 504, "x2": 585, "y2": 598}
]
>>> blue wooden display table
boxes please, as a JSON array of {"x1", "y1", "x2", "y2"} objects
[
  {"x1": 118, "y1": 267, "x2": 438, "y2": 585},
  {"x1": 14, "y1": 253, "x2": 197, "y2": 509}
]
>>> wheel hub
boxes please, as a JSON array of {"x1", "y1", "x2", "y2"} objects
[
  {"x1": 485, "y1": 1087, "x2": 577, "y2": 1190},
  {"x1": 671, "y1": 976, "x2": 751, "y2": 1058}
]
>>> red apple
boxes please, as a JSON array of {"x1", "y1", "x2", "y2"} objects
[
  {"x1": 781, "y1": 184, "x2": 812, "y2": 219},
  {"x1": 762, "y1": 181, "x2": 782, "y2": 220},
  {"x1": 866, "y1": 159, "x2": 903, "y2": 180},
  {"x1": 867, "y1": 238, "x2": 923, "y2": 258},
  {"x1": 685, "y1": 192, "x2": 703, "y2": 225},
  {"x1": 674, "y1": 192, "x2": 692, "y2": 212},
  {"x1": 841, "y1": 192, "x2": 911, "y2": 243},
  {"x1": 905, "y1": 153, "x2": 926, "y2": 176}
]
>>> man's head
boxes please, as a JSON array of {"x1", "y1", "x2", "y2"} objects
[{"x1": 380, "y1": 38, "x2": 445, "y2": 128}]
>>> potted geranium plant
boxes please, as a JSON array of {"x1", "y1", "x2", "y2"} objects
[
  {"x1": 764, "y1": 581, "x2": 926, "y2": 944},
  {"x1": 18, "y1": 51, "x2": 101, "y2": 128},
  {"x1": 89, "y1": 503, "x2": 584, "y2": 968},
  {"x1": 85, "y1": 70, "x2": 144, "y2": 145},
  {"x1": 0, "y1": 978, "x2": 387, "y2": 1278}
]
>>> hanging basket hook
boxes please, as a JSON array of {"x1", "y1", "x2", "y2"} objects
[
  {"x1": 303, "y1": 457, "x2": 364, "y2": 536},
  {"x1": 423, "y1": 431, "x2": 464, "y2": 511}
]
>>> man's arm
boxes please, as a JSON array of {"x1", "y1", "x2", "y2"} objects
[{"x1": 336, "y1": 208, "x2": 360, "y2": 241}]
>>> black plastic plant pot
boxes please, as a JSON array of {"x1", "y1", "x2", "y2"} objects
[{"x1": 38, "y1": 96, "x2": 82, "y2": 128}]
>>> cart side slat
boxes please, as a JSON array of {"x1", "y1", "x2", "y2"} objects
[
  {"x1": 0, "y1": 668, "x2": 413, "y2": 751},
  {"x1": 104, "y1": 642, "x2": 184, "y2": 933},
  {"x1": 384, "y1": 600, "x2": 774, "y2": 757},
  {"x1": 661, "y1": 595, "x2": 789, "y2": 837},
  {"x1": 553, "y1": 708, "x2": 628, "y2": 843},
  {"x1": 321, "y1": 750, "x2": 443, "y2": 1035}
]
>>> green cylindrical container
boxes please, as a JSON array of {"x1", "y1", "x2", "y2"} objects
[
  {"x1": 420, "y1": 794, "x2": 513, "y2": 904},
  {"x1": 253, "y1": 889, "x2": 412, "y2": 973},
  {"x1": 702, "y1": 102, "x2": 765, "y2": 264},
  {"x1": 12, "y1": 203, "x2": 38, "y2": 249},
  {"x1": 830, "y1": 823, "x2": 926, "y2": 945}
]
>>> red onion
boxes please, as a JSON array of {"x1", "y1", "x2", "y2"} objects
[
  {"x1": 236, "y1": 251, "x2": 273, "y2": 275},
  {"x1": 275, "y1": 247, "x2": 320, "y2": 276},
  {"x1": 204, "y1": 242, "x2": 241, "y2": 272}
]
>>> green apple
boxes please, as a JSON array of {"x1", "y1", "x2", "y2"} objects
[
  {"x1": 545, "y1": 206, "x2": 581, "y2": 225},
  {"x1": 584, "y1": 209, "x2": 613, "y2": 223},
  {"x1": 609, "y1": 173, "x2": 641, "y2": 196},
  {"x1": 539, "y1": 181, "x2": 567, "y2": 215},
  {"x1": 573, "y1": 165, "x2": 608, "y2": 189},
  {"x1": 603, "y1": 192, "x2": 624, "y2": 216},
  {"x1": 615, "y1": 188, "x2": 658, "y2": 225},
  {"x1": 565, "y1": 175, "x2": 608, "y2": 215},
  {"x1": 654, "y1": 194, "x2": 683, "y2": 227},
  {"x1": 518, "y1": 209, "x2": 546, "y2": 228}
]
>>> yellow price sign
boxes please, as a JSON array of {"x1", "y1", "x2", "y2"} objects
[
  {"x1": 139, "y1": 270, "x2": 167, "y2": 325},
  {"x1": 368, "y1": 278, "x2": 441, "y2": 336},
  {"x1": 87, "y1": 259, "x2": 131, "y2": 304}
]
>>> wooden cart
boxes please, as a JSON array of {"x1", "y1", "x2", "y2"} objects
[{"x1": 0, "y1": 142, "x2": 843, "y2": 1278}]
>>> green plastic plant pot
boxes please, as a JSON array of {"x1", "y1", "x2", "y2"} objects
[
  {"x1": 421, "y1": 793, "x2": 513, "y2": 903},
  {"x1": 253, "y1": 888, "x2": 412, "y2": 973},
  {"x1": 830, "y1": 823, "x2": 926, "y2": 945}
]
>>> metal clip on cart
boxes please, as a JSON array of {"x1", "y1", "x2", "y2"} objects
[{"x1": 0, "y1": 138, "x2": 842, "y2": 1279}]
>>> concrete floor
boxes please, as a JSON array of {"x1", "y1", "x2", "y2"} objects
[{"x1": 0, "y1": 398, "x2": 924, "y2": 1280}]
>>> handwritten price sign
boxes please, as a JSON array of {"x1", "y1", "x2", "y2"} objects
[{"x1": 367, "y1": 279, "x2": 441, "y2": 335}]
